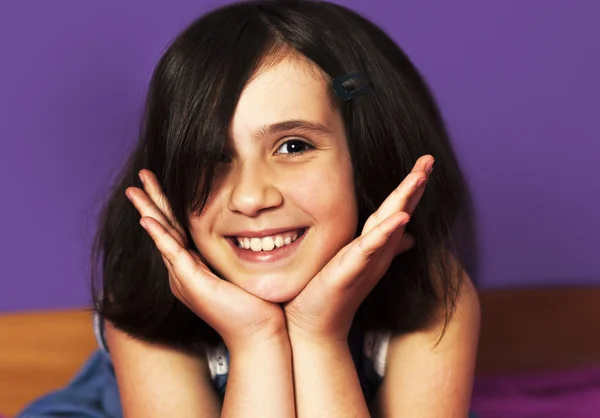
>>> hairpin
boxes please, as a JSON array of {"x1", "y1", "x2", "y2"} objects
[{"x1": 332, "y1": 72, "x2": 371, "y2": 101}]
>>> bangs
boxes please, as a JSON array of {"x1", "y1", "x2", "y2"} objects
[
  {"x1": 150, "y1": 13, "x2": 287, "y2": 229},
  {"x1": 144, "y1": 1, "x2": 366, "y2": 232}
]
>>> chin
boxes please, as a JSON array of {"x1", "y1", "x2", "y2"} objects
[{"x1": 237, "y1": 275, "x2": 310, "y2": 304}]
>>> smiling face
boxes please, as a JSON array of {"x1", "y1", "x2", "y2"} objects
[{"x1": 188, "y1": 55, "x2": 358, "y2": 303}]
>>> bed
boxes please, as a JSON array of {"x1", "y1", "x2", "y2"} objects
[
  {"x1": 1, "y1": 287, "x2": 599, "y2": 417},
  {"x1": 474, "y1": 287, "x2": 600, "y2": 417}
]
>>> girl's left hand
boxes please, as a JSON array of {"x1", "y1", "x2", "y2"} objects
[{"x1": 283, "y1": 155, "x2": 434, "y2": 343}]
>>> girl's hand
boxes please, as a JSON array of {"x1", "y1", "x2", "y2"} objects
[
  {"x1": 283, "y1": 155, "x2": 435, "y2": 343},
  {"x1": 125, "y1": 170, "x2": 286, "y2": 352}
]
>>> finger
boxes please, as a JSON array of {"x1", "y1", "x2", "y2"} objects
[
  {"x1": 362, "y1": 155, "x2": 434, "y2": 235},
  {"x1": 335, "y1": 212, "x2": 410, "y2": 289},
  {"x1": 361, "y1": 171, "x2": 425, "y2": 234},
  {"x1": 139, "y1": 217, "x2": 256, "y2": 329},
  {"x1": 394, "y1": 233, "x2": 416, "y2": 255},
  {"x1": 138, "y1": 170, "x2": 187, "y2": 239},
  {"x1": 139, "y1": 216, "x2": 214, "y2": 296},
  {"x1": 410, "y1": 154, "x2": 435, "y2": 176},
  {"x1": 126, "y1": 187, "x2": 186, "y2": 247}
]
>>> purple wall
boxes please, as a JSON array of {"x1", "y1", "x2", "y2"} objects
[{"x1": 1, "y1": 1, "x2": 598, "y2": 313}]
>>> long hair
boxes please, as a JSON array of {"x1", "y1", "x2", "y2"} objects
[{"x1": 92, "y1": 0, "x2": 477, "y2": 350}]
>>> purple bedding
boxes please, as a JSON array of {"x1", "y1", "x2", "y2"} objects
[
  {"x1": 6, "y1": 369, "x2": 599, "y2": 418},
  {"x1": 471, "y1": 365, "x2": 600, "y2": 417}
]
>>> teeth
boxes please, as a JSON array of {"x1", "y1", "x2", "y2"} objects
[
  {"x1": 274, "y1": 235, "x2": 284, "y2": 248},
  {"x1": 236, "y1": 230, "x2": 302, "y2": 252},
  {"x1": 250, "y1": 238, "x2": 261, "y2": 252},
  {"x1": 262, "y1": 236, "x2": 275, "y2": 251}
]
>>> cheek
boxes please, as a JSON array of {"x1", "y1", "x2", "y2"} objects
[
  {"x1": 187, "y1": 197, "x2": 224, "y2": 250},
  {"x1": 286, "y1": 162, "x2": 358, "y2": 237}
]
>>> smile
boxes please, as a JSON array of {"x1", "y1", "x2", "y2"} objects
[
  {"x1": 226, "y1": 228, "x2": 308, "y2": 263},
  {"x1": 235, "y1": 229, "x2": 302, "y2": 252}
]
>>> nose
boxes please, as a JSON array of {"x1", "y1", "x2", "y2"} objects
[{"x1": 226, "y1": 160, "x2": 283, "y2": 217}]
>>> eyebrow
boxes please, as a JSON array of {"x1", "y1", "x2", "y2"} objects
[{"x1": 252, "y1": 119, "x2": 333, "y2": 141}]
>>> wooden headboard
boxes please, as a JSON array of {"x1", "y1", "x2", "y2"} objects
[
  {"x1": 476, "y1": 286, "x2": 600, "y2": 374},
  {"x1": 0, "y1": 309, "x2": 97, "y2": 416},
  {"x1": 1, "y1": 287, "x2": 599, "y2": 416}
]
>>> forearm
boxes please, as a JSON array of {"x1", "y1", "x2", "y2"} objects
[
  {"x1": 290, "y1": 334, "x2": 370, "y2": 418},
  {"x1": 222, "y1": 336, "x2": 295, "y2": 418}
]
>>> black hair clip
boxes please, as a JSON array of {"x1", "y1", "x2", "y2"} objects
[{"x1": 332, "y1": 72, "x2": 371, "y2": 102}]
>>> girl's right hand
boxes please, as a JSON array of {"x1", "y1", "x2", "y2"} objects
[{"x1": 125, "y1": 170, "x2": 286, "y2": 352}]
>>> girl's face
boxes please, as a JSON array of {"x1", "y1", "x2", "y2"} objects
[{"x1": 188, "y1": 56, "x2": 358, "y2": 303}]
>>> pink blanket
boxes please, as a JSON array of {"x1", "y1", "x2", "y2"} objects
[{"x1": 472, "y1": 365, "x2": 600, "y2": 417}]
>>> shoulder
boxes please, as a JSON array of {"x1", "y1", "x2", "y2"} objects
[
  {"x1": 103, "y1": 319, "x2": 222, "y2": 417},
  {"x1": 373, "y1": 265, "x2": 480, "y2": 417},
  {"x1": 384, "y1": 253, "x2": 480, "y2": 364},
  {"x1": 386, "y1": 268, "x2": 480, "y2": 362}
]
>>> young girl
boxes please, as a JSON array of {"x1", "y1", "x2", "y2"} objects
[{"x1": 19, "y1": 0, "x2": 480, "y2": 416}]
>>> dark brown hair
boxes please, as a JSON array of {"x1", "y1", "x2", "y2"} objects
[{"x1": 92, "y1": 0, "x2": 477, "y2": 350}]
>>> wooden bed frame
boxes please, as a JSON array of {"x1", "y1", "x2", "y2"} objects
[{"x1": 1, "y1": 287, "x2": 599, "y2": 416}]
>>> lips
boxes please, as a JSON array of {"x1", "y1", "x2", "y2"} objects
[
  {"x1": 233, "y1": 229, "x2": 305, "y2": 251},
  {"x1": 226, "y1": 228, "x2": 308, "y2": 263},
  {"x1": 227, "y1": 226, "x2": 307, "y2": 239}
]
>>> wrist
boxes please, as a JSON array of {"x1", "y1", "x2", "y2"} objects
[
  {"x1": 224, "y1": 324, "x2": 295, "y2": 418},
  {"x1": 227, "y1": 326, "x2": 291, "y2": 356},
  {"x1": 288, "y1": 327, "x2": 350, "y2": 354}
]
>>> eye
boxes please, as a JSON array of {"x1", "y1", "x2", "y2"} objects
[{"x1": 275, "y1": 139, "x2": 314, "y2": 155}]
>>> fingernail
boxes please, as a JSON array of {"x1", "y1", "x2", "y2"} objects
[
  {"x1": 138, "y1": 172, "x2": 145, "y2": 185},
  {"x1": 425, "y1": 161, "x2": 434, "y2": 175},
  {"x1": 139, "y1": 219, "x2": 148, "y2": 230},
  {"x1": 416, "y1": 178, "x2": 427, "y2": 188}
]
